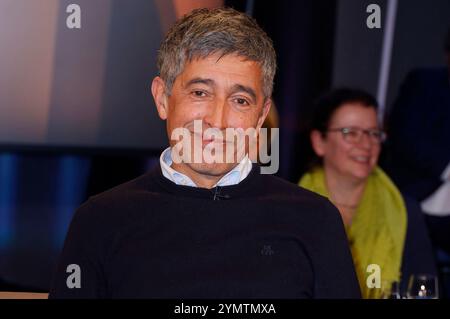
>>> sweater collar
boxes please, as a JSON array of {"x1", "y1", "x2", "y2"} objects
[
  {"x1": 151, "y1": 160, "x2": 261, "y2": 200},
  {"x1": 159, "y1": 147, "x2": 253, "y2": 188}
]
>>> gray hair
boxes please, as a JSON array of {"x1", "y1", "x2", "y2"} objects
[{"x1": 157, "y1": 7, "x2": 277, "y2": 99}]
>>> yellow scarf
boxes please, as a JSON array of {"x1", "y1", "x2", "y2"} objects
[{"x1": 299, "y1": 166, "x2": 407, "y2": 298}]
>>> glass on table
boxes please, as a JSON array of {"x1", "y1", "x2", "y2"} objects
[{"x1": 406, "y1": 274, "x2": 439, "y2": 299}]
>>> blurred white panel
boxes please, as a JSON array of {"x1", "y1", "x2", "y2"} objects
[{"x1": 0, "y1": 0, "x2": 59, "y2": 144}]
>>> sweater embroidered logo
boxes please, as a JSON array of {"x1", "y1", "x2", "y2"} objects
[{"x1": 261, "y1": 245, "x2": 274, "y2": 256}]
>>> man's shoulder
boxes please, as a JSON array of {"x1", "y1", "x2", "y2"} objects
[
  {"x1": 74, "y1": 169, "x2": 162, "y2": 221},
  {"x1": 259, "y1": 173, "x2": 327, "y2": 199},
  {"x1": 257, "y1": 173, "x2": 340, "y2": 219},
  {"x1": 90, "y1": 170, "x2": 156, "y2": 201}
]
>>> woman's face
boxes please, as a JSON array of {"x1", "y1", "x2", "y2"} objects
[{"x1": 312, "y1": 102, "x2": 382, "y2": 182}]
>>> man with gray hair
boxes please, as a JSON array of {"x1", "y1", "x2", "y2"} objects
[{"x1": 50, "y1": 8, "x2": 360, "y2": 299}]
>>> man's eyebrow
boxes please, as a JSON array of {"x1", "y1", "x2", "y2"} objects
[
  {"x1": 184, "y1": 77, "x2": 215, "y2": 88},
  {"x1": 230, "y1": 84, "x2": 257, "y2": 103}
]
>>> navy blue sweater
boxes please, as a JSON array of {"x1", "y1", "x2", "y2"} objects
[{"x1": 49, "y1": 164, "x2": 361, "y2": 298}]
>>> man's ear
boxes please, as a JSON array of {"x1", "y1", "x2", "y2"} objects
[
  {"x1": 310, "y1": 130, "x2": 326, "y2": 157},
  {"x1": 151, "y1": 76, "x2": 169, "y2": 120},
  {"x1": 256, "y1": 98, "x2": 272, "y2": 130}
]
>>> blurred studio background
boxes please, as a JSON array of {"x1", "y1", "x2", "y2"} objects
[{"x1": 0, "y1": 0, "x2": 449, "y2": 295}]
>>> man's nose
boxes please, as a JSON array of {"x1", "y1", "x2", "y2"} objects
[{"x1": 204, "y1": 98, "x2": 227, "y2": 129}]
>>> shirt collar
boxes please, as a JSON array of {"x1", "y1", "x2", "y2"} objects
[{"x1": 159, "y1": 147, "x2": 252, "y2": 188}]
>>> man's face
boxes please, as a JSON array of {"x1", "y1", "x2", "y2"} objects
[{"x1": 152, "y1": 53, "x2": 270, "y2": 185}]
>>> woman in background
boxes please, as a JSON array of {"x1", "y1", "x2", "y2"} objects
[{"x1": 299, "y1": 88, "x2": 437, "y2": 298}]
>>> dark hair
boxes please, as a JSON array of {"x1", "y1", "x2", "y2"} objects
[
  {"x1": 157, "y1": 7, "x2": 276, "y2": 98},
  {"x1": 303, "y1": 88, "x2": 379, "y2": 171},
  {"x1": 310, "y1": 88, "x2": 379, "y2": 134}
]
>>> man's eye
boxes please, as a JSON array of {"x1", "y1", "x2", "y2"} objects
[
  {"x1": 192, "y1": 90, "x2": 206, "y2": 97},
  {"x1": 234, "y1": 98, "x2": 250, "y2": 105}
]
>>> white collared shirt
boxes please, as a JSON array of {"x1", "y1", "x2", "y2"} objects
[{"x1": 159, "y1": 147, "x2": 252, "y2": 187}]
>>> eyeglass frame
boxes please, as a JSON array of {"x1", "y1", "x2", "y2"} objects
[{"x1": 325, "y1": 126, "x2": 387, "y2": 144}]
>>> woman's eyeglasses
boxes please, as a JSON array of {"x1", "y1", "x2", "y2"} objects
[{"x1": 326, "y1": 127, "x2": 387, "y2": 144}]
